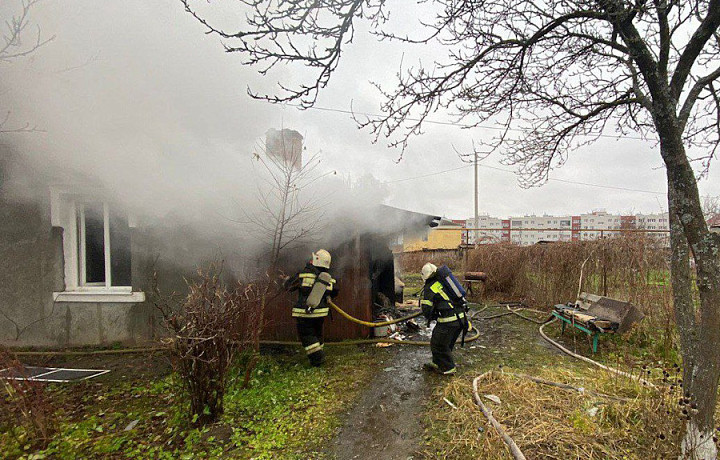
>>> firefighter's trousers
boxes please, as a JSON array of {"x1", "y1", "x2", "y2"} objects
[
  {"x1": 430, "y1": 320, "x2": 464, "y2": 372},
  {"x1": 296, "y1": 317, "x2": 326, "y2": 367}
]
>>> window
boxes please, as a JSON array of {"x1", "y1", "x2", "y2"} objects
[
  {"x1": 50, "y1": 188, "x2": 143, "y2": 302},
  {"x1": 512, "y1": 220, "x2": 522, "y2": 226},
  {"x1": 77, "y1": 202, "x2": 131, "y2": 288}
]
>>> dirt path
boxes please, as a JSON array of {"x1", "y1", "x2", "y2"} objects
[
  {"x1": 325, "y1": 306, "x2": 566, "y2": 460},
  {"x1": 326, "y1": 345, "x2": 432, "y2": 460}
]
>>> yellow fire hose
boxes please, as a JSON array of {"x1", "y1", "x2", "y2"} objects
[
  {"x1": 327, "y1": 299, "x2": 480, "y2": 344},
  {"x1": 328, "y1": 299, "x2": 423, "y2": 326}
]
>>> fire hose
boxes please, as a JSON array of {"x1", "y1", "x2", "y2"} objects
[
  {"x1": 538, "y1": 318, "x2": 655, "y2": 388},
  {"x1": 328, "y1": 299, "x2": 423, "y2": 326},
  {"x1": 327, "y1": 299, "x2": 481, "y2": 344}
]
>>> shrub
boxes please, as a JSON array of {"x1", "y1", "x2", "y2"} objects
[
  {"x1": 153, "y1": 265, "x2": 264, "y2": 425},
  {"x1": 0, "y1": 349, "x2": 56, "y2": 450}
]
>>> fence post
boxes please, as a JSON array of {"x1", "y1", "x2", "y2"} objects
[{"x1": 602, "y1": 236, "x2": 608, "y2": 297}]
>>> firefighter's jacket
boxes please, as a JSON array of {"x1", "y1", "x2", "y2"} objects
[
  {"x1": 421, "y1": 277, "x2": 466, "y2": 325},
  {"x1": 284, "y1": 263, "x2": 338, "y2": 318}
]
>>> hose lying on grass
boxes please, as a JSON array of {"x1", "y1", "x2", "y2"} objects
[
  {"x1": 538, "y1": 318, "x2": 655, "y2": 389},
  {"x1": 12, "y1": 332, "x2": 481, "y2": 356},
  {"x1": 13, "y1": 304, "x2": 535, "y2": 356},
  {"x1": 471, "y1": 305, "x2": 550, "y2": 324},
  {"x1": 472, "y1": 371, "x2": 527, "y2": 460},
  {"x1": 501, "y1": 371, "x2": 633, "y2": 403}
]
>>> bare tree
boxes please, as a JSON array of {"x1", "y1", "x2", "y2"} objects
[
  {"x1": 184, "y1": 2, "x2": 720, "y2": 457},
  {"x1": 248, "y1": 130, "x2": 326, "y2": 268},
  {"x1": 702, "y1": 195, "x2": 720, "y2": 222},
  {"x1": 1, "y1": 0, "x2": 52, "y2": 134}
]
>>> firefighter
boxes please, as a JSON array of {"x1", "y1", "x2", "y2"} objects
[
  {"x1": 420, "y1": 262, "x2": 466, "y2": 375},
  {"x1": 284, "y1": 249, "x2": 338, "y2": 367}
]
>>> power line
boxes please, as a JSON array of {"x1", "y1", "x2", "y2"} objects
[
  {"x1": 475, "y1": 163, "x2": 666, "y2": 195},
  {"x1": 382, "y1": 164, "x2": 473, "y2": 183},
  {"x1": 271, "y1": 101, "x2": 664, "y2": 195},
  {"x1": 382, "y1": 161, "x2": 666, "y2": 195},
  {"x1": 279, "y1": 102, "x2": 648, "y2": 141}
]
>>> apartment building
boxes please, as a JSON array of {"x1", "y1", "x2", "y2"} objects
[
  {"x1": 464, "y1": 210, "x2": 669, "y2": 246},
  {"x1": 466, "y1": 215, "x2": 505, "y2": 245}
]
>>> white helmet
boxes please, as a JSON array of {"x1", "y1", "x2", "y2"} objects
[
  {"x1": 312, "y1": 249, "x2": 332, "y2": 269},
  {"x1": 421, "y1": 263, "x2": 437, "y2": 281}
]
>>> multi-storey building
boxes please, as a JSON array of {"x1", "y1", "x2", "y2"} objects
[
  {"x1": 466, "y1": 215, "x2": 504, "y2": 245},
  {"x1": 464, "y1": 210, "x2": 669, "y2": 246}
]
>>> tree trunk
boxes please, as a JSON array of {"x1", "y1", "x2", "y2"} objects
[{"x1": 662, "y1": 140, "x2": 720, "y2": 459}]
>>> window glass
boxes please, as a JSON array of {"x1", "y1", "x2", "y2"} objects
[
  {"x1": 110, "y1": 212, "x2": 132, "y2": 286},
  {"x1": 84, "y1": 203, "x2": 106, "y2": 283}
]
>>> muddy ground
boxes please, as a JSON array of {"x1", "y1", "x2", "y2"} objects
[
  {"x1": 326, "y1": 346, "x2": 430, "y2": 460},
  {"x1": 326, "y1": 306, "x2": 564, "y2": 460}
]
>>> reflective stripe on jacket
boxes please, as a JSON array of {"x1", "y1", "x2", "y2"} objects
[
  {"x1": 287, "y1": 264, "x2": 337, "y2": 318},
  {"x1": 422, "y1": 278, "x2": 462, "y2": 323}
]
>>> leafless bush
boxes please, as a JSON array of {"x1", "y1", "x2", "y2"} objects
[
  {"x1": 0, "y1": 348, "x2": 56, "y2": 449},
  {"x1": 153, "y1": 266, "x2": 264, "y2": 425},
  {"x1": 467, "y1": 236, "x2": 674, "y2": 349},
  {"x1": 467, "y1": 236, "x2": 668, "y2": 305},
  {"x1": 396, "y1": 249, "x2": 463, "y2": 273}
]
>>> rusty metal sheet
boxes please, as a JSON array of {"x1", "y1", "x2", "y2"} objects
[
  {"x1": 586, "y1": 296, "x2": 645, "y2": 334},
  {"x1": 261, "y1": 235, "x2": 373, "y2": 341}
]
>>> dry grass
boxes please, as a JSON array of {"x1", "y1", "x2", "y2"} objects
[{"x1": 424, "y1": 365, "x2": 690, "y2": 459}]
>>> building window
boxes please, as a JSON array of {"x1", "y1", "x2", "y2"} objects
[
  {"x1": 77, "y1": 202, "x2": 131, "y2": 288},
  {"x1": 50, "y1": 188, "x2": 142, "y2": 302}
]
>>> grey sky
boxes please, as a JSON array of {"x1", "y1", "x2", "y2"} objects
[{"x1": 3, "y1": 0, "x2": 718, "y2": 222}]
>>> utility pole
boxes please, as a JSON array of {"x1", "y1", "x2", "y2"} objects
[{"x1": 474, "y1": 150, "x2": 479, "y2": 247}]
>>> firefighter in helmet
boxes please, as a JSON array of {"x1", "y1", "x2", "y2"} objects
[
  {"x1": 420, "y1": 262, "x2": 466, "y2": 375},
  {"x1": 284, "y1": 249, "x2": 338, "y2": 366}
]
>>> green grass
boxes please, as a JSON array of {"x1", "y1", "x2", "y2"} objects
[{"x1": 0, "y1": 347, "x2": 379, "y2": 460}]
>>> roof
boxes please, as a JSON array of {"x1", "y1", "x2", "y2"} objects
[{"x1": 378, "y1": 205, "x2": 442, "y2": 228}]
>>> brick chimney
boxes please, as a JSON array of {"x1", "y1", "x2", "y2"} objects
[{"x1": 265, "y1": 128, "x2": 303, "y2": 170}]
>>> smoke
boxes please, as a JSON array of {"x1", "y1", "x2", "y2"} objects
[{"x1": 0, "y1": 0, "x2": 418, "y2": 274}]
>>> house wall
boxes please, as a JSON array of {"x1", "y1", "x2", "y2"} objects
[
  {"x1": 0, "y1": 184, "x2": 157, "y2": 347},
  {"x1": 0, "y1": 189, "x2": 157, "y2": 347},
  {"x1": 0, "y1": 152, "x2": 160, "y2": 348}
]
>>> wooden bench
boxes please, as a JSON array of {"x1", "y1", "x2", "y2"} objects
[{"x1": 552, "y1": 310, "x2": 603, "y2": 353}]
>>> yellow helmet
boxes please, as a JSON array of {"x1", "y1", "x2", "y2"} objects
[{"x1": 312, "y1": 249, "x2": 331, "y2": 269}]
